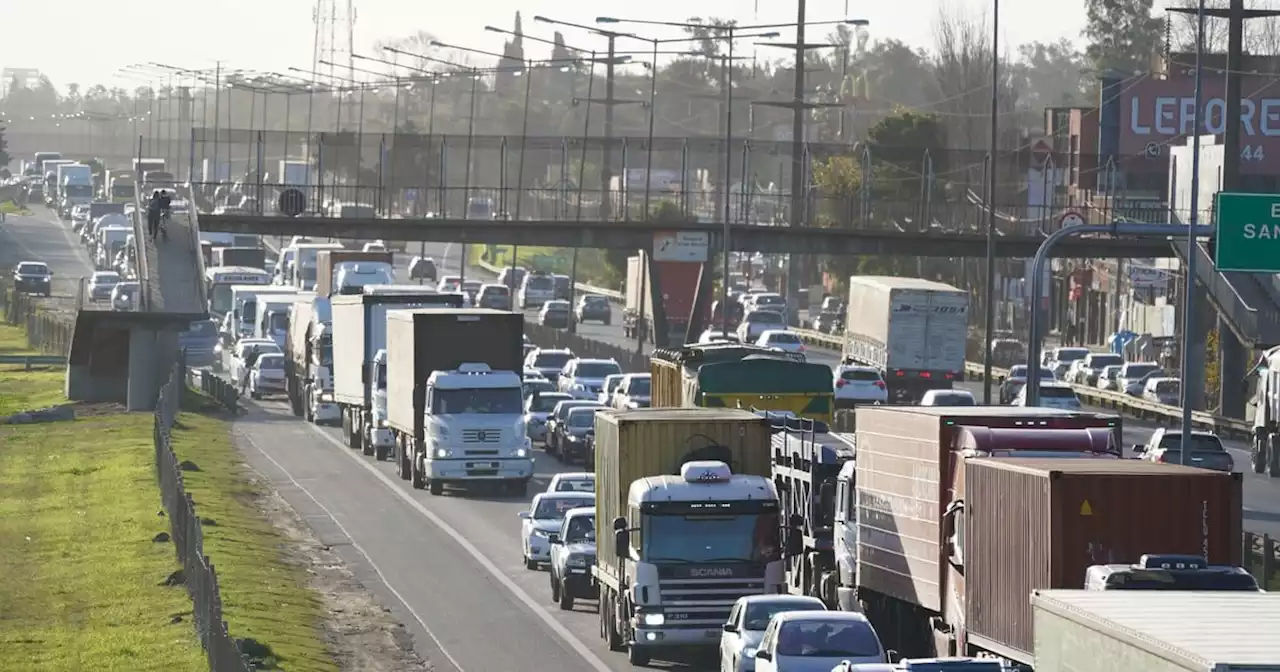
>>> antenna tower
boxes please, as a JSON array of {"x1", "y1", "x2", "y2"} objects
[{"x1": 312, "y1": 0, "x2": 357, "y2": 83}]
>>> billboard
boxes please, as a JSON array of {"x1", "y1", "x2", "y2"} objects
[{"x1": 1118, "y1": 74, "x2": 1280, "y2": 172}]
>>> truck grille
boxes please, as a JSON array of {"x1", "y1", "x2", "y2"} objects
[
  {"x1": 657, "y1": 578, "x2": 766, "y2": 629},
  {"x1": 462, "y1": 429, "x2": 504, "y2": 444},
  {"x1": 464, "y1": 449, "x2": 499, "y2": 456}
]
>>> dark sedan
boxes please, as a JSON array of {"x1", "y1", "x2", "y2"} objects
[
  {"x1": 12, "y1": 261, "x2": 52, "y2": 297},
  {"x1": 574, "y1": 295, "x2": 612, "y2": 325}
]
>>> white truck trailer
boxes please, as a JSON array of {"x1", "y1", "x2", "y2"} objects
[
  {"x1": 330, "y1": 288, "x2": 465, "y2": 461},
  {"x1": 1032, "y1": 589, "x2": 1280, "y2": 672},
  {"x1": 842, "y1": 276, "x2": 969, "y2": 403}
]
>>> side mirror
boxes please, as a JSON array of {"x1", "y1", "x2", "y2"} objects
[
  {"x1": 754, "y1": 650, "x2": 772, "y2": 661},
  {"x1": 549, "y1": 534, "x2": 561, "y2": 545},
  {"x1": 887, "y1": 650, "x2": 902, "y2": 664},
  {"x1": 517, "y1": 511, "x2": 530, "y2": 519},
  {"x1": 721, "y1": 623, "x2": 736, "y2": 633},
  {"x1": 785, "y1": 528, "x2": 803, "y2": 558},
  {"x1": 1131, "y1": 445, "x2": 1145, "y2": 455},
  {"x1": 613, "y1": 515, "x2": 629, "y2": 559}
]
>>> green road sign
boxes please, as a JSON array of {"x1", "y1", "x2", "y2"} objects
[{"x1": 1215, "y1": 192, "x2": 1280, "y2": 273}]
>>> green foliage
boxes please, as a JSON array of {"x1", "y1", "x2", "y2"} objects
[
  {"x1": 1083, "y1": 0, "x2": 1164, "y2": 74},
  {"x1": 0, "y1": 126, "x2": 9, "y2": 170}
]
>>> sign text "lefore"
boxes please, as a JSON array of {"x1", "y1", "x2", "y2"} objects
[{"x1": 1129, "y1": 97, "x2": 1280, "y2": 137}]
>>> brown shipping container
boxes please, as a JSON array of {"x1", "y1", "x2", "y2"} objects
[
  {"x1": 854, "y1": 406, "x2": 1123, "y2": 614},
  {"x1": 315, "y1": 250, "x2": 395, "y2": 297},
  {"x1": 594, "y1": 408, "x2": 773, "y2": 578},
  {"x1": 965, "y1": 458, "x2": 1243, "y2": 661},
  {"x1": 650, "y1": 358, "x2": 682, "y2": 408}
]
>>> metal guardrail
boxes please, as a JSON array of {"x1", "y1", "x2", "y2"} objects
[{"x1": 0, "y1": 353, "x2": 67, "y2": 369}]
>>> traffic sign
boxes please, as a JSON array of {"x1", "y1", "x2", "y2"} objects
[
  {"x1": 1059, "y1": 211, "x2": 1086, "y2": 228},
  {"x1": 277, "y1": 188, "x2": 306, "y2": 217},
  {"x1": 1215, "y1": 192, "x2": 1280, "y2": 272},
  {"x1": 653, "y1": 231, "x2": 709, "y2": 262}
]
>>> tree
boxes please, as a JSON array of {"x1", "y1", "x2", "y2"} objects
[
  {"x1": 1010, "y1": 39, "x2": 1090, "y2": 110},
  {"x1": 1082, "y1": 0, "x2": 1164, "y2": 74},
  {"x1": 0, "y1": 125, "x2": 11, "y2": 170}
]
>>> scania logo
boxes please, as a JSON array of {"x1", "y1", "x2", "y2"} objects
[{"x1": 689, "y1": 567, "x2": 735, "y2": 577}]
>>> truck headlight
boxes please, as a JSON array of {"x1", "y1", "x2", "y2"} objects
[
  {"x1": 641, "y1": 613, "x2": 665, "y2": 626},
  {"x1": 435, "y1": 448, "x2": 450, "y2": 458},
  {"x1": 742, "y1": 647, "x2": 757, "y2": 658},
  {"x1": 376, "y1": 419, "x2": 387, "y2": 428},
  {"x1": 319, "y1": 392, "x2": 334, "y2": 402},
  {"x1": 516, "y1": 447, "x2": 528, "y2": 458}
]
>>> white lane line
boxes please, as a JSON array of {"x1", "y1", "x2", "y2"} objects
[
  {"x1": 299, "y1": 421, "x2": 615, "y2": 672},
  {"x1": 237, "y1": 428, "x2": 469, "y2": 672}
]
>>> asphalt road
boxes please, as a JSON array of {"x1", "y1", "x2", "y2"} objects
[{"x1": 0, "y1": 206, "x2": 97, "y2": 303}]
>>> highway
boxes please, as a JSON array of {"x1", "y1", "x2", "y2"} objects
[
  {"x1": 0, "y1": 209, "x2": 97, "y2": 308},
  {"x1": 13, "y1": 218, "x2": 1280, "y2": 669}
]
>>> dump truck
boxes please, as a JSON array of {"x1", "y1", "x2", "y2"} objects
[
  {"x1": 1032, "y1": 590, "x2": 1280, "y2": 672},
  {"x1": 285, "y1": 294, "x2": 340, "y2": 425},
  {"x1": 650, "y1": 342, "x2": 834, "y2": 421},
  {"x1": 843, "y1": 276, "x2": 969, "y2": 403},
  {"x1": 623, "y1": 253, "x2": 705, "y2": 346},
  {"x1": 384, "y1": 308, "x2": 529, "y2": 495},
  {"x1": 315, "y1": 249, "x2": 395, "y2": 297},
  {"x1": 592, "y1": 407, "x2": 792, "y2": 667},
  {"x1": 855, "y1": 409, "x2": 1243, "y2": 667},
  {"x1": 331, "y1": 289, "x2": 464, "y2": 461}
]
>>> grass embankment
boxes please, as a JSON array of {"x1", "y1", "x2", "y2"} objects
[
  {"x1": 470, "y1": 244, "x2": 621, "y2": 289},
  {"x1": 0, "y1": 322, "x2": 205, "y2": 670},
  {"x1": 0, "y1": 320, "x2": 336, "y2": 670},
  {"x1": 167, "y1": 394, "x2": 336, "y2": 671},
  {"x1": 0, "y1": 200, "x2": 33, "y2": 216}
]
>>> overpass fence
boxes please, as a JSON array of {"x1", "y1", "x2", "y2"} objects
[
  {"x1": 186, "y1": 128, "x2": 1135, "y2": 235},
  {"x1": 153, "y1": 354, "x2": 256, "y2": 671}
]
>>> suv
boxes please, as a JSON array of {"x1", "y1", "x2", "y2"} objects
[
  {"x1": 12, "y1": 261, "x2": 52, "y2": 297},
  {"x1": 477, "y1": 283, "x2": 511, "y2": 310},
  {"x1": 548, "y1": 507, "x2": 597, "y2": 610},
  {"x1": 518, "y1": 271, "x2": 556, "y2": 309},
  {"x1": 1071, "y1": 352, "x2": 1125, "y2": 386},
  {"x1": 574, "y1": 295, "x2": 612, "y2": 325},
  {"x1": 834, "y1": 365, "x2": 887, "y2": 408},
  {"x1": 1133, "y1": 429, "x2": 1233, "y2": 471}
]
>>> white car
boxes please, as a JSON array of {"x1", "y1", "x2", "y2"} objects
[
  {"x1": 247, "y1": 353, "x2": 288, "y2": 399},
  {"x1": 1118, "y1": 362, "x2": 1163, "y2": 396},
  {"x1": 518, "y1": 271, "x2": 556, "y2": 309},
  {"x1": 698, "y1": 329, "x2": 740, "y2": 344},
  {"x1": 1012, "y1": 381, "x2": 1082, "y2": 410},
  {"x1": 518, "y1": 491, "x2": 596, "y2": 569},
  {"x1": 737, "y1": 309, "x2": 786, "y2": 343},
  {"x1": 110, "y1": 281, "x2": 140, "y2": 311},
  {"x1": 231, "y1": 339, "x2": 281, "y2": 390},
  {"x1": 88, "y1": 271, "x2": 121, "y2": 302},
  {"x1": 756, "y1": 330, "x2": 806, "y2": 354},
  {"x1": 1047, "y1": 347, "x2": 1090, "y2": 379},
  {"x1": 525, "y1": 348, "x2": 575, "y2": 384},
  {"x1": 612, "y1": 373, "x2": 651, "y2": 410},
  {"x1": 834, "y1": 366, "x2": 888, "y2": 408},
  {"x1": 598, "y1": 374, "x2": 626, "y2": 406},
  {"x1": 524, "y1": 391, "x2": 573, "y2": 443},
  {"x1": 1141, "y1": 376, "x2": 1181, "y2": 406},
  {"x1": 919, "y1": 389, "x2": 976, "y2": 406},
  {"x1": 546, "y1": 472, "x2": 595, "y2": 493},
  {"x1": 720, "y1": 595, "x2": 827, "y2": 672},
  {"x1": 750, "y1": 611, "x2": 886, "y2": 671},
  {"x1": 558, "y1": 358, "x2": 623, "y2": 400}
]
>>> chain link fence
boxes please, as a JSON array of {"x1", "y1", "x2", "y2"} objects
[
  {"x1": 154, "y1": 356, "x2": 256, "y2": 671},
  {"x1": 0, "y1": 285, "x2": 76, "y2": 354}
]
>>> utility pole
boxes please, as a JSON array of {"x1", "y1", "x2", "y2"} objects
[
  {"x1": 755, "y1": 0, "x2": 843, "y2": 327},
  {"x1": 573, "y1": 35, "x2": 642, "y2": 221}
]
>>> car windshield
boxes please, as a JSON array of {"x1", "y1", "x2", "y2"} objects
[
  {"x1": 767, "y1": 333, "x2": 801, "y2": 344},
  {"x1": 1056, "y1": 349, "x2": 1089, "y2": 362},
  {"x1": 584, "y1": 296, "x2": 608, "y2": 306},
  {"x1": 431, "y1": 387, "x2": 523, "y2": 414},
  {"x1": 628, "y1": 378, "x2": 651, "y2": 396},
  {"x1": 94, "y1": 274, "x2": 120, "y2": 284},
  {"x1": 257, "y1": 356, "x2": 284, "y2": 370},
  {"x1": 523, "y1": 380, "x2": 556, "y2": 397},
  {"x1": 841, "y1": 370, "x2": 881, "y2": 382},
  {"x1": 534, "y1": 353, "x2": 573, "y2": 369},
  {"x1": 562, "y1": 515, "x2": 596, "y2": 543},
  {"x1": 1041, "y1": 386, "x2": 1079, "y2": 399},
  {"x1": 1153, "y1": 380, "x2": 1180, "y2": 394},
  {"x1": 744, "y1": 603, "x2": 822, "y2": 631},
  {"x1": 576, "y1": 362, "x2": 621, "y2": 378},
  {"x1": 527, "y1": 276, "x2": 553, "y2": 290},
  {"x1": 529, "y1": 394, "x2": 571, "y2": 412},
  {"x1": 1089, "y1": 355, "x2": 1124, "y2": 368},
  {"x1": 775, "y1": 620, "x2": 881, "y2": 658},
  {"x1": 554, "y1": 478, "x2": 595, "y2": 493},
  {"x1": 187, "y1": 320, "x2": 217, "y2": 338},
  {"x1": 16, "y1": 263, "x2": 48, "y2": 275},
  {"x1": 1125, "y1": 364, "x2": 1160, "y2": 378},
  {"x1": 545, "y1": 302, "x2": 570, "y2": 312},
  {"x1": 643, "y1": 511, "x2": 781, "y2": 564},
  {"x1": 569, "y1": 411, "x2": 596, "y2": 427},
  {"x1": 749, "y1": 311, "x2": 784, "y2": 324},
  {"x1": 1157, "y1": 433, "x2": 1225, "y2": 452},
  {"x1": 483, "y1": 285, "x2": 510, "y2": 297},
  {"x1": 929, "y1": 393, "x2": 974, "y2": 406},
  {"x1": 755, "y1": 295, "x2": 784, "y2": 305},
  {"x1": 268, "y1": 312, "x2": 288, "y2": 332},
  {"x1": 534, "y1": 496, "x2": 594, "y2": 520}
]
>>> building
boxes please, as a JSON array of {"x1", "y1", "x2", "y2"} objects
[{"x1": 1, "y1": 68, "x2": 42, "y2": 98}]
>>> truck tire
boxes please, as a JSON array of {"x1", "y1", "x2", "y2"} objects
[
  {"x1": 396, "y1": 437, "x2": 411, "y2": 480},
  {"x1": 429, "y1": 480, "x2": 443, "y2": 495},
  {"x1": 1254, "y1": 433, "x2": 1268, "y2": 474},
  {"x1": 341, "y1": 412, "x2": 353, "y2": 446},
  {"x1": 626, "y1": 645, "x2": 649, "y2": 666},
  {"x1": 1270, "y1": 435, "x2": 1280, "y2": 478},
  {"x1": 601, "y1": 593, "x2": 624, "y2": 651},
  {"x1": 355, "y1": 420, "x2": 369, "y2": 456},
  {"x1": 411, "y1": 449, "x2": 427, "y2": 490},
  {"x1": 374, "y1": 443, "x2": 389, "y2": 462}
]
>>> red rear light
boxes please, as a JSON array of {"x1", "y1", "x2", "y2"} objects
[
  {"x1": 944, "y1": 372, "x2": 955, "y2": 380},
  {"x1": 874, "y1": 380, "x2": 886, "y2": 389},
  {"x1": 836, "y1": 379, "x2": 847, "y2": 388},
  {"x1": 919, "y1": 371, "x2": 931, "y2": 379},
  {"x1": 1156, "y1": 454, "x2": 1170, "y2": 463},
  {"x1": 799, "y1": 344, "x2": 806, "y2": 352},
  {"x1": 895, "y1": 371, "x2": 905, "y2": 377}
]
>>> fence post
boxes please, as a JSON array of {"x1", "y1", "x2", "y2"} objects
[{"x1": 1265, "y1": 534, "x2": 1274, "y2": 585}]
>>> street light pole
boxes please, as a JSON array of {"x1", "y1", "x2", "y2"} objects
[
  {"x1": 982, "y1": 0, "x2": 999, "y2": 405},
  {"x1": 721, "y1": 35, "x2": 736, "y2": 334},
  {"x1": 1179, "y1": 0, "x2": 1207, "y2": 463}
]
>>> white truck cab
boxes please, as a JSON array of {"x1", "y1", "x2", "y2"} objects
[
  {"x1": 334, "y1": 262, "x2": 394, "y2": 294},
  {"x1": 254, "y1": 294, "x2": 301, "y2": 349},
  {"x1": 422, "y1": 363, "x2": 533, "y2": 492},
  {"x1": 370, "y1": 348, "x2": 392, "y2": 448}
]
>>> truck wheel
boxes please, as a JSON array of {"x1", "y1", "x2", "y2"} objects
[
  {"x1": 627, "y1": 645, "x2": 649, "y2": 666},
  {"x1": 549, "y1": 572, "x2": 560, "y2": 602},
  {"x1": 1254, "y1": 434, "x2": 1268, "y2": 474},
  {"x1": 356, "y1": 423, "x2": 370, "y2": 456},
  {"x1": 506, "y1": 480, "x2": 527, "y2": 497},
  {"x1": 558, "y1": 579, "x2": 574, "y2": 611},
  {"x1": 411, "y1": 450, "x2": 427, "y2": 490},
  {"x1": 429, "y1": 480, "x2": 443, "y2": 495},
  {"x1": 396, "y1": 438, "x2": 411, "y2": 480},
  {"x1": 341, "y1": 412, "x2": 352, "y2": 445},
  {"x1": 374, "y1": 444, "x2": 389, "y2": 461},
  {"x1": 1269, "y1": 435, "x2": 1280, "y2": 478},
  {"x1": 603, "y1": 594, "x2": 624, "y2": 651}
]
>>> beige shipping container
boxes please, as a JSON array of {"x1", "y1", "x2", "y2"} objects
[{"x1": 593, "y1": 408, "x2": 773, "y2": 576}]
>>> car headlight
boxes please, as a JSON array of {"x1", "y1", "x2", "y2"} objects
[
  {"x1": 435, "y1": 448, "x2": 450, "y2": 458},
  {"x1": 516, "y1": 447, "x2": 528, "y2": 458},
  {"x1": 532, "y1": 529, "x2": 550, "y2": 538},
  {"x1": 641, "y1": 613, "x2": 665, "y2": 626}
]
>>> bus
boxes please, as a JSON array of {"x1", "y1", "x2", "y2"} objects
[
  {"x1": 29, "y1": 151, "x2": 62, "y2": 177},
  {"x1": 205, "y1": 266, "x2": 272, "y2": 316}
]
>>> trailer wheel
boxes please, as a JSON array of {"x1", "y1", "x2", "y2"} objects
[
  {"x1": 1253, "y1": 433, "x2": 1268, "y2": 474},
  {"x1": 355, "y1": 420, "x2": 370, "y2": 456},
  {"x1": 374, "y1": 444, "x2": 389, "y2": 461},
  {"x1": 396, "y1": 437, "x2": 411, "y2": 480},
  {"x1": 429, "y1": 480, "x2": 443, "y2": 495},
  {"x1": 1269, "y1": 434, "x2": 1280, "y2": 478},
  {"x1": 411, "y1": 449, "x2": 427, "y2": 490}
]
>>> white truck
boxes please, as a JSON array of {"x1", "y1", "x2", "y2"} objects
[
  {"x1": 1250, "y1": 347, "x2": 1280, "y2": 477},
  {"x1": 290, "y1": 242, "x2": 346, "y2": 290},
  {"x1": 384, "y1": 308, "x2": 531, "y2": 495},
  {"x1": 57, "y1": 163, "x2": 94, "y2": 216},
  {"x1": 254, "y1": 291, "x2": 305, "y2": 349},
  {"x1": 330, "y1": 288, "x2": 465, "y2": 461},
  {"x1": 842, "y1": 276, "x2": 969, "y2": 403},
  {"x1": 286, "y1": 294, "x2": 340, "y2": 425},
  {"x1": 1032, "y1": 589, "x2": 1280, "y2": 671},
  {"x1": 231, "y1": 286, "x2": 304, "y2": 343}
]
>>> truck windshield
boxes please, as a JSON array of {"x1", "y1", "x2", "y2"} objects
[
  {"x1": 210, "y1": 285, "x2": 235, "y2": 314},
  {"x1": 1104, "y1": 569, "x2": 1259, "y2": 591},
  {"x1": 643, "y1": 511, "x2": 781, "y2": 564},
  {"x1": 299, "y1": 266, "x2": 317, "y2": 282},
  {"x1": 267, "y1": 312, "x2": 288, "y2": 332},
  {"x1": 431, "y1": 387, "x2": 523, "y2": 414},
  {"x1": 66, "y1": 184, "x2": 93, "y2": 198},
  {"x1": 318, "y1": 336, "x2": 333, "y2": 367},
  {"x1": 112, "y1": 184, "x2": 135, "y2": 198}
]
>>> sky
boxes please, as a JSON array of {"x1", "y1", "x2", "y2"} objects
[{"x1": 1, "y1": 0, "x2": 1088, "y2": 91}]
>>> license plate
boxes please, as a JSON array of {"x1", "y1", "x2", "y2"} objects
[{"x1": 466, "y1": 462, "x2": 499, "y2": 469}]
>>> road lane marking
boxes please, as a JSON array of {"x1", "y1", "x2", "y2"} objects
[
  {"x1": 299, "y1": 420, "x2": 615, "y2": 672},
  {"x1": 237, "y1": 428, "x2": 469, "y2": 672}
]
